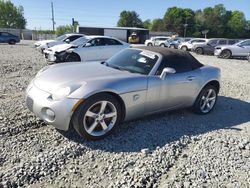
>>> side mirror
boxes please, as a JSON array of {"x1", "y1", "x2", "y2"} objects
[
  {"x1": 160, "y1": 67, "x2": 176, "y2": 79},
  {"x1": 85, "y1": 43, "x2": 92, "y2": 47},
  {"x1": 65, "y1": 39, "x2": 70, "y2": 43}
]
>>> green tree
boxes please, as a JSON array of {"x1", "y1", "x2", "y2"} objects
[
  {"x1": 151, "y1": 19, "x2": 165, "y2": 31},
  {"x1": 117, "y1": 11, "x2": 143, "y2": 28},
  {"x1": 142, "y1": 19, "x2": 151, "y2": 30},
  {"x1": 56, "y1": 25, "x2": 74, "y2": 36},
  {"x1": 0, "y1": 0, "x2": 26, "y2": 28},
  {"x1": 227, "y1": 11, "x2": 247, "y2": 38}
]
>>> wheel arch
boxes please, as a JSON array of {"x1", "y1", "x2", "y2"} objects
[
  {"x1": 72, "y1": 91, "x2": 126, "y2": 122},
  {"x1": 202, "y1": 80, "x2": 220, "y2": 94},
  {"x1": 67, "y1": 51, "x2": 81, "y2": 61}
]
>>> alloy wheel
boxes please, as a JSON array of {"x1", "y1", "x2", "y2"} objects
[
  {"x1": 83, "y1": 101, "x2": 117, "y2": 137},
  {"x1": 199, "y1": 89, "x2": 216, "y2": 113}
]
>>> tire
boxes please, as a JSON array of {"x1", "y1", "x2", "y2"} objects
[
  {"x1": 65, "y1": 53, "x2": 81, "y2": 62},
  {"x1": 147, "y1": 43, "x2": 153, "y2": 46},
  {"x1": 72, "y1": 93, "x2": 122, "y2": 140},
  {"x1": 160, "y1": 43, "x2": 166, "y2": 47},
  {"x1": 8, "y1": 40, "x2": 16, "y2": 45},
  {"x1": 248, "y1": 54, "x2": 250, "y2": 62},
  {"x1": 195, "y1": 47, "x2": 204, "y2": 55},
  {"x1": 220, "y1": 50, "x2": 231, "y2": 59},
  {"x1": 193, "y1": 85, "x2": 218, "y2": 115},
  {"x1": 181, "y1": 46, "x2": 188, "y2": 51}
]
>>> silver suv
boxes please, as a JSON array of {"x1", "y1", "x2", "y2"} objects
[
  {"x1": 192, "y1": 38, "x2": 239, "y2": 55},
  {"x1": 145, "y1": 36, "x2": 170, "y2": 47},
  {"x1": 214, "y1": 39, "x2": 250, "y2": 59}
]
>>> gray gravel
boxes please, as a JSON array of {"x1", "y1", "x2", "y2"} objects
[{"x1": 0, "y1": 41, "x2": 250, "y2": 188}]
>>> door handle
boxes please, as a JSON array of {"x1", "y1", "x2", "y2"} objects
[{"x1": 186, "y1": 76, "x2": 196, "y2": 81}]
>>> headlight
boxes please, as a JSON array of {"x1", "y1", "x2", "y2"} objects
[
  {"x1": 51, "y1": 87, "x2": 71, "y2": 101},
  {"x1": 51, "y1": 84, "x2": 83, "y2": 101}
]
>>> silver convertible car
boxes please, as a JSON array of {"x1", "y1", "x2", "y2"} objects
[{"x1": 26, "y1": 47, "x2": 220, "y2": 140}]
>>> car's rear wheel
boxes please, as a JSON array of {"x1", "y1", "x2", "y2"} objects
[
  {"x1": 193, "y1": 85, "x2": 218, "y2": 114},
  {"x1": 160, "y1": 43, "x2": 166, "y2": 47},
  {"x1": 9, "y1": 40, "x2": 16, "y2": 45},
  {"x1": 195, "y1": 47, "x2": 204, "y2": 55},
  {"x1": 72, "y1": 94, "x2": 122, "y2": 140},
  {"x1": 220, "y1": 50, "x2": 231, "y2": 59},
  {"x1": 147, "y1": 43, "x2": 153, "y2": 46},
  {"x1": 65, "y1": 53, "x2": 81, "y2": 62},
  {"x1": 181, "y1": 46, "x2": 188, "y2": 51}
]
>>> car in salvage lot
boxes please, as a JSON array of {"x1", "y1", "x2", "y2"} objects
[
  {"x1": 192, "y1": 38, "x2": 240, "y2": 55},
  {"x1": 62, "y1": 36, "x2": 130, "y2": 62},
  {"x1": 26, "y1": 47, "x2": 220, "y2": 140},
  {"x1": 34, "y1": 33, "x2": 85, "y2": 52},
  {"x1": 0, "y1": 32, "x2": 20, "y2": 44},
  {"x1": 214, "y1": 39, "x2": 250, "y2": 59},
  {"x1": 178, "y1": 38, "x2": 208, "y2": 51},
  {"x1": 145, "y1": 36, "x2": 170, "y2": 47}
]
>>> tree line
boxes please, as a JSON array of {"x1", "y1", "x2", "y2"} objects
[{"x1": 117, "y1": 4, "x2": 250, "y2": 38}]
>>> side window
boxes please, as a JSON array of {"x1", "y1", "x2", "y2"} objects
[
  {"x1": 228, "y1": 40, "x2": 236, "y2": 45},
  {"x1": 218, "y1": 40, "x2": 227, "y2": 45},
  {"x1": 240, "y1": 40, "x2": 250, "y2": 46},
  {"x1": 208, "y1": 40, "x2": 218, "y2": 46},
  {"x1": 2, "y1": 32, "x2": 10, "y2": 36},
  {"x1": 67, "y1": 35, "x2": 81, "y2": 42},
  {"x1": 88, "y1": 38, "x2": 100, "y2": 46},
  {"x1": 105, "y1": 38, "x2": 122, "y2": 45},
  {"x1": 156, "y1": 56, "x2": 193, "y2": 75}
]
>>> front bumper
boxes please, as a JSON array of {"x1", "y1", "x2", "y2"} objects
[
  {"x1": 214, "y1": 49, "x2": 222, "y2": 56},
  {"x1": 26, "y1": 82, "x2": 79, "y2": 131}
]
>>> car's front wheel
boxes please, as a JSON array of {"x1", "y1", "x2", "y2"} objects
[
  {"x1": 220, "y1": 50, "x2": 231, "y2": 59},
  {"x1": 195, "y1": 47, "x2": 204, "y2": 55},
  {"x1": 181, "y1": 46, "x2": 188, "y2": 51},
  {"x1": 65, "y1": 53, "x2": 81, "y2": 62},
  {"x1": 193, "y1": 85, "x2": 218, "y2": 114},
  {"x1": 160, "y1": 43, "x2": 166, "y2": 47},
  {"x1": 9, "y1": 40, "x2": 16, "y2": 45},
  {"x1": 147, "y1": 43, "x2": 153, "y2": 46},
  {"x1": 72, "y1": 94, "x2": 122, "y2": 140}
]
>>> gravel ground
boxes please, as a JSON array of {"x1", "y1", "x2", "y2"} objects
[{"x1": 0, "y1": 40, "x2": 250, "y2": 188}]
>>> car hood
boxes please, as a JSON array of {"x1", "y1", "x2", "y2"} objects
[
  {"x1": 49, "y1": 43, "x2": 73, "y2": 52},
  {"x1": 34, "y1": 62, "x2": 146, "y2": 95},
  {"x1": 35, "y1": 40, "x2": 55, "y2": 46}
]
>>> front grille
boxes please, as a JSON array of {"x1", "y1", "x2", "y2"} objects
[{"x1": 26, "y1": 96, "x2": 34, "y2": 111}]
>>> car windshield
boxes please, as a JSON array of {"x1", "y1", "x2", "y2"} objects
[
  {"x1": 106, "y1": 49, "x2": 159, "y2": 75},
  {"x1": 70, "y1": 37, "x2": 88, "y2": 46},
  {"x1": 55, "y1": 34, "x2": 67, "y2": 41}
]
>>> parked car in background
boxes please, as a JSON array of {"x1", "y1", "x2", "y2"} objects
[
  {"x1": 35, "y1": 33, "x2": 85, "y2": 53},
  {"x1": 26, "y1": 47, "x2": 220, "y2": 140},
  {"x1": 192, "y1": 38, "x2": 239, "y2": 55},
  {"x1": 214, "y1": 39, "x2": 250, "y2": 59},
  {"x1": 178, "y1": 38, "x2": 208, "y2": 51},
  {"x1": 167, "y1": 38, "x2": 185, "y2": 49},
  {"x1": 64, "y1": 36, "x2": 130, "y2": 62},
  {"x1": 145, "y1": 36, "x2": 170, "y2": 46},
  {"x1": 44, "y1": 36, "x2": 88, "y2": 62},
  {"x1": 0, "y1": 32, "x2": 20, "y2": 45}
]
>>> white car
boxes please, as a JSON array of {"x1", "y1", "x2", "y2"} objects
[
  {"x1": 44, "y1": 36, "x2": 88, "y2": 62},
  {"x1": 54, "y1": 36, "x2": 130, "y2": 62},
  {"x1": 34, "y1": 33, "x2": 85, "y2": 52},
  {"x1": 178, "y1": 38, "x2": 207, "y2": 51},
  {"x1": 145, "y1": 36, "x2": 170, "y2": 47}
]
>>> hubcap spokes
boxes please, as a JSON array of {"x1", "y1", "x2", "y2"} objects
[
  {"x1": 200, "y1": 89, "x2": 216, "y2": 113},
  {"x1": 84, "y1": 101, "x2": 117, "y2": 136}
]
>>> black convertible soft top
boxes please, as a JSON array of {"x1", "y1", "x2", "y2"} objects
[{"x1": 134, "y1": 46, "x2": 204, "y2": 69}]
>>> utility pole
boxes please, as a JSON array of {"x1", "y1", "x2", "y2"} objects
[
  {"x1": 183, "y1": 17, "x2": 188, "y2": 38},
  {"x1": 51, "y1": 2, "x2": 55, "y2": 32},
  {"x1": 72, "y1": 18, "x2": 75, "y2": 32}
]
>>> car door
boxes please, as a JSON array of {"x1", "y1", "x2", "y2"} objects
[
  {"x1": 101, "y1": 38, "x2": 126, "y2": 59},
  {"x1": 206, "y1": 40, "x2": 218, "y2": 54},
  {"x1": 0, "y1": 33, "x2": 3, "y2": 43},
  {"x1": 237, "y1": 40, "x2": 250, "y2": 56},
  {"x1": 0, "y1": 32, "x2": 10, "y2": 43},
  {"x1": 79, "y1": 38, "x2": 103, "y2": 61},
  {"x1": 157, "y1": 57, "x2": 201, "y2": 110}
]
